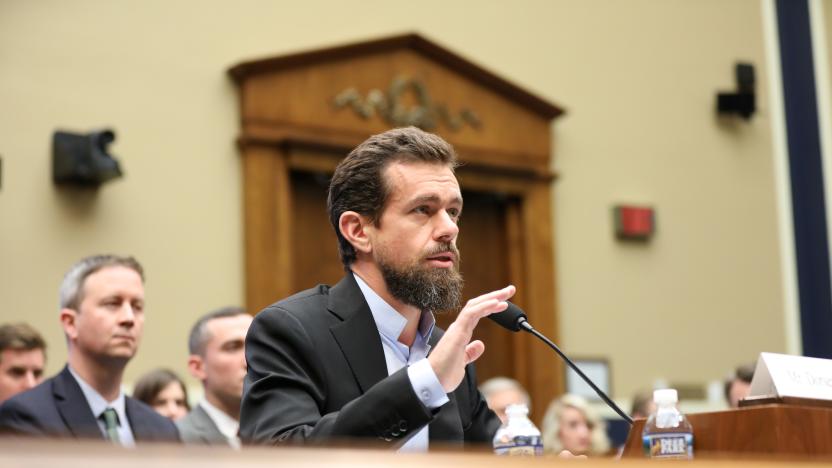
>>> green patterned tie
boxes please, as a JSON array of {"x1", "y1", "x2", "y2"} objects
[{"x1": 101, "y1": 408, "x2": 121, "y2": 445}]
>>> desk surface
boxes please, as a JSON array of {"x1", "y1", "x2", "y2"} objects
[{"x1": 0, "y1": 438, "x2": 831, "y2": 468}]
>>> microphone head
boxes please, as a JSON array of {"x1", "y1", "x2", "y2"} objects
[{"x1": 487, "y1": 302, "x2": 528, "y2": 332}]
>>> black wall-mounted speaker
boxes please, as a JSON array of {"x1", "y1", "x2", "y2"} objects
[
  {"x1": 717, "y1": 63, "x2": 756, "y2": 120},
  {"x1": 53, "y1": 129, "x2": 122, "y2": 186}
]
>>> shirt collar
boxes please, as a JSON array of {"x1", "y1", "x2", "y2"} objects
[
  {"x1": 199, "y1": 398, "x2": 239, "y2": 441},
  {"x1": 67, "y1": 365, "x2": 128, "y2": 426},
  {"x1": 353, "y1": 273, "x2": 435, "y2": 344}
]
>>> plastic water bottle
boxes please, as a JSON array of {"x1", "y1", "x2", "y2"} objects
[
  {"x1": 492, "y1": 403, "x2": 543, "y2": 456},
  {"x1": 642, "y1": 389, "x2": 694, "y2": 459}
]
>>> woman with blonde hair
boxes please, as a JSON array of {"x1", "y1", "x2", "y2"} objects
[{"x1": 542, "y1": 394, "x2": 610, "y2": 456}]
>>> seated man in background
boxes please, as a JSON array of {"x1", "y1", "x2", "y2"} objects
[
  {"x1": 0, "y1": 323, "x2": 47, "y2": 404},
  {"x1": 725, "y1": 363, "x2": 754, "y2": 408},
  {"x1": 479, "y1": 376, "x2": 531, "y2": 423},
  {"x1": 177, "y1": 307, "x2": 251, "y2": 447},
  {"x1": 0, "y1": 255, "x2": 179, "y2": 445},
  {"x1": 629, "y1": 389, "x2": 656, "y2": 419}
]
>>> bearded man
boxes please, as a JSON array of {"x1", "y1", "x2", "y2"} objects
[{"x1": 240, "y1": 127, "x2": 512, "y2": 451}]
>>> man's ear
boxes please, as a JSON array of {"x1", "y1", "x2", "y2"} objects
[
  {"x1": 59, "y1": 308, "x2": 78, "y2": 341},
  {"x1": 188, "y1": 354, "x2": 207, "y2": 381},
  {"x1": 339, "y1": 211, "x2": 372, "y2": 255}
]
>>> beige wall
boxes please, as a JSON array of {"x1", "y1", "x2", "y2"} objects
[{"x1": 0, "y1": 0, "x2": 785, "y2": 400}]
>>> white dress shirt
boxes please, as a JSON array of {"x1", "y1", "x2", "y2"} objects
[
  {"x1": 354, "y1": 274, "x2": 449, "y2": 452},
  {"x1": 68, "y1": 366, "x2": 135, "y2": 447}
]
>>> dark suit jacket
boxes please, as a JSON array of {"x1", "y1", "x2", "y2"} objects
[
  {"x1": 176, "y1": 404, "x2": 230, "y2": 446},
  {"x1": 0, "y1": 366, "x2": 179, "y2": 443},
  {"x1": 239, "y1": 273, "x2": 501, "y2": 448}
]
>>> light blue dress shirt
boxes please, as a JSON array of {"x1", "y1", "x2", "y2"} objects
[
  {"x1": 354, "y1": 274, "x2": 449, "y2": 453},
  {"x1": 68, "y1": 366, "x2": 136, "y2": 447}
]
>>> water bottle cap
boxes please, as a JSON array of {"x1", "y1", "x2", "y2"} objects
[
  {"x1": 505, "y1": 403, "x2": 529, "y2": 417},
  {"x1": 653, "y1": 388, "x2": 678, "y2": 405}
]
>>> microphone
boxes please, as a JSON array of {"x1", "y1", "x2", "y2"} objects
[{"x1": 489, "y1": 302, "x2": 633, "y2": 425}]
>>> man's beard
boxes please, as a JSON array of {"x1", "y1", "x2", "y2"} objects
[{"x1": 377, "y1": 243, "x2": 464, "y2": 313}]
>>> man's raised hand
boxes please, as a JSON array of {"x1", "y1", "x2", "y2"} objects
[{"x1": 428, "y1": 285, "x2": 516, "y2": 393}]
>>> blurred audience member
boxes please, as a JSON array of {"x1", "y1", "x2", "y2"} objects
[
  {"x1": 0, "y1": 255, "x2": 179, "y2": 445},
  {"x1": 630, "y1": 389, "x2": 657, "y2": 419},
  {"x1": 177, "y1": 307, "x2": 252, "y2": 447},
  {"x1": 542, "y1": 394, "x2": 610, "y2": 456},
  {"x1": 480, "y1": 376, "x2": 531, "y2": 423},
  {"x1": 133, "y1": 368, "x2": 190, "y2": 421},
  {"x1": 0, "y1": 323, "x2": 46, "y2": 404},
  {"x1": 725, "y1": 363, "x2": 755, "y2": 408}
]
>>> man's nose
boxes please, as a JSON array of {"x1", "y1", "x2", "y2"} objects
[
  {"x1": 434, "y1": 210, "x2": 459, "y2": 241},
  {"x1": 119, "y1": 303, "x2": 136, "y2": 325},
  {"x1": 23, "y1": 372, "x2": 38, "y2": 389}
]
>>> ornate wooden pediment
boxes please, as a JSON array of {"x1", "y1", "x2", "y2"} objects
[{"x1": 229, "y1": 33, "x2": 563, "y2": 177}]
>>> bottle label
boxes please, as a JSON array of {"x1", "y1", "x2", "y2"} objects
[
  {"x1": 643, "y1": 433, "x2": 693, "y2": 459},
  {"x1": 494, "y1": 435, "x2": 543, "y2": 456}
]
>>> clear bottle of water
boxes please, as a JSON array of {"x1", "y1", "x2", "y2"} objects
[
  {"x1": 492, "y1": 403, "x2": 543, "y2": 456},
  {"x1": 642, "y1": 389, "x2": 694, "y2": 459}
]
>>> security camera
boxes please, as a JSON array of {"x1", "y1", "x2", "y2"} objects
[
  {"x1": 53, "y1": 129, "x2": 123, "y2": 186},
  {"x1": 717, "y1": 63, "x2": 756, "y2": 120}
]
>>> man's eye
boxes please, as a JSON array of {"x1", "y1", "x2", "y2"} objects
[
  {"x1": 223, "y1": 340, "x2": 245, "y2": 352},
  {"x1": 414, "y1": 206, "x2": 430, "y2": 214}
]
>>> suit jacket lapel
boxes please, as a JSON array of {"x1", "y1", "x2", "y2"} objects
[
  {"x1": 190, "y1": 405, "x2": 226, "y2": 444},
  {"x1": 328, "y1": 273, "x2": 389, "y2": 393},
  {"x1": 53, "y1": 366, "x2": 103, "y2": 440},
  {"x1": 125, "y1": 397, "x2": 155, "y2": 441}
]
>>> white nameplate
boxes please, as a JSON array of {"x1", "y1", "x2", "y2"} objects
[{"x1": 749, "y1": 352, "x2": 832, "y2": 401}]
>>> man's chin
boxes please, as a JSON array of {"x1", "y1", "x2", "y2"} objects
[{"x1": 101, "y1": 348, "x2": 136, "y2": 362}]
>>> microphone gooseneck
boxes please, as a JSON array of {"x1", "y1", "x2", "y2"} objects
[{"x1": 488, "y1": 303, "x2": 634, "y2": 426}]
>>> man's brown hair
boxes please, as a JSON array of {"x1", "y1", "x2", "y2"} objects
[
  {"x1": 187, "y1": 306, "x2": 248, "y2": 356},
  {"x1": 0, "y1": 323, "x2": 46, "y2": 363},
  {"x1": 327, "y1": 127, "x2": 459, "y2": 268}
]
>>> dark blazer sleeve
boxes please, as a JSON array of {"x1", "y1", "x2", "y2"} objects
[
  {"x1": 240, "y1": 306, "x2": 434, "y2": 446},
  {"x1": 0, "y1": 396, "x2": 51, "y2": 436}
]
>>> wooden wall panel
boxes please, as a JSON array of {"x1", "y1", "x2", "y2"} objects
[{"x1": 242, "y1": 145, "x2": 294, "y2": 312}]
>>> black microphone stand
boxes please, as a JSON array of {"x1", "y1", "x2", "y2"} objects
[{"x1": 518, "y1": 320, "x2": 634, "y2": 425}]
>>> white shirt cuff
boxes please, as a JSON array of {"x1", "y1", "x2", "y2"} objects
[{"x1": 407, "y1": 358, "x2": 450, "y2": 409}]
